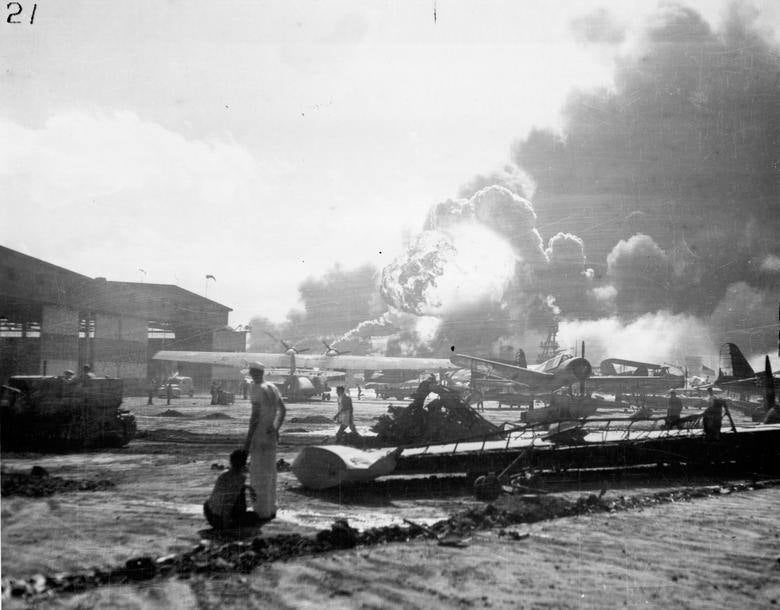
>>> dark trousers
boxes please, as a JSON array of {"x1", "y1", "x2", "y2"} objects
[
  {"x1": 703, "y1": 413, "x2": 722, "y2": 440},
  {"x1": 203, "y1": 498, "x2": 262, "y2": 531},
  {"x1": 665, "y1": 414, "x2": 681, "y2": 429}
]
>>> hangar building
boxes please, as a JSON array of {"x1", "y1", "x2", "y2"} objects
[{"x1": 0, "y1": 246, "x2": 244, "y2": 390}]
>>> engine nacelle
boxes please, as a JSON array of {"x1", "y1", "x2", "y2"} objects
[{"x1": 560, "y1": 357, "x2": 593, "y2": 382}]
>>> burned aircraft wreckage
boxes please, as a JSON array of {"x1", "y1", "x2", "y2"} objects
[{"x1": 293, "y1": 346, "x2": 780, "y2": 491}]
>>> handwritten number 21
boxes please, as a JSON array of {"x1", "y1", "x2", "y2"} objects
[{"x1": 7, "y1": 2, "x2": 37, "y2": 24}]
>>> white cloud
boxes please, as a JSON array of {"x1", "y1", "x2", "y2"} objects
[{"x1": 0, "y1": 111, "x2": 294, "y2": 321}]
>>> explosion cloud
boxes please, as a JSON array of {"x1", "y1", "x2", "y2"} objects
[
  {"x1": 254, "y1": 3, "x2": 779, "y2": 364},
  {"x1": 513, "y1": 4, "x2": 779, "y2": 319}
]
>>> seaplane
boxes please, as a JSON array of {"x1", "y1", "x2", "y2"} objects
[
  {"x1": 587, "y1": 358, "x2": 685, "y2": 395},
  {"x1": 292, "y1": 348, "x2": 780, "y2": 490},
  {"x1": 152, "y1": 342, "x2": 458, "y2": 402}
]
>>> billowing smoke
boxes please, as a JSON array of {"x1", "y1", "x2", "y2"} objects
[
  {"x1": 506, "y1": 3, "x2": 779, "y2": 360},
  {"x1": 557, "y1": 312, "x2": 717, "y2": 368},
  {"x1": 248, "y1": 263, "x2": 383, "y2": 353},
  {"x1": 377, "y1": 185, "x2": 563, "y2": 354},
  {"x1": 513, "y1": 4, "x2": 779, "y2": 320},
  {"x1": 708, "y1": 282, "x2": 779, "y2": 355},
  {"x1": 253, "y1": 3, "x2": 779, "y2": 366},
  {"x1": 379, "y1": 226, "x2": 516, "y2": 316},
  {"x1": 457, "y1": 164, "x2": 537, "y2": 202},
  {"x1": 605, "y1": 234, "x2": 671, "y2": 316}
]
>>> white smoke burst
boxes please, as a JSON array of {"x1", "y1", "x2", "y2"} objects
[
  {"x1": 380, "y1": 223, "x2": 517, "y2": 317},
  {"x1": 557, "y1": 312, "x2": 718, "y2": 368}
]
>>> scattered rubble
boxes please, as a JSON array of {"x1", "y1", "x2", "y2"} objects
[
  {"x1": 289, "y1": 416, "x2": 334, "y2": 424},
  {"x1": 210, "y1": 459, "x2": 290, "y2": 473},
  {"x1": 4, "y1": 479, "x2": 778, "y2": 602},
  {"x1": 157, "y1": 410, "x2": 186, "y2": 417},
  {"x1": 372, "y1": 387, "x2": 500, "y2": 445},
  {"x1": 1, "y1": 468, "x2": 115, "y2": 497}
]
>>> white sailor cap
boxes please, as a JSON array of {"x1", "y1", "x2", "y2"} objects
[{"x1": 248, "y1": 361, "x2": 265, "y2": 372}]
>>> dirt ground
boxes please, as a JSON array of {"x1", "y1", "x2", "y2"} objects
[{"x1": 2, "y1": 393, "x2": 778, "y2": 608}]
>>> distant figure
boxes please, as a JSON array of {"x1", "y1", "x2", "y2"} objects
[
  {"x1": 413, "y1": 374, "x2": 437, "y2": 405},
  {"x1": 210, "y1": 380, "x2": 220, "y2": 405},
  {"x1": 241, "y1": 378, "x2": 249, "y2": 400},
  {"x1": 357, "y1": 385, "x2": 363, "y2": 400},
  {"x1": 702, "y1": 388, "x2": 723, "y2": 440},
  {"x1": 244, "y1": 362, "x2": 286, "y2": 520},
  {"x1": 166, "y1": 380, "x2": 173, "y2": 406},
  {"x1": 203, "y1": 448, "x2": 261, "y2": 531},
  {"x1": 79, "y1": 365, "x2": 96, "y2": 382},
  {"x1": 665, "y1": 390, "x2": 683, "y2": 428},
  {"x1": 334, "y1": 385, "x2": 359, "y2": 442},
  {"x1": 763, "y1": 403, "x2": 780, "y2": 424},
  {"x1": 147, "y1": 377, "x2": 156, "y2": 406}
]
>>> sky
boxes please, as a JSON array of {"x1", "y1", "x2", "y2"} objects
[{"x1": 1, "y1": 0, "x2": 778, "y2": 330}]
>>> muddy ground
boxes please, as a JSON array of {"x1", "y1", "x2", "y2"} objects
[{"x1": 2, "y1": 394, "x2": 778, "y2": 608}]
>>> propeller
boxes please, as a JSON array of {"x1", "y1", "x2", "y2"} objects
[
  {"x1": 321, "y1": 339, "x2": 350, "y2": 356},
  {"x1": 265, "y1": 331, "x2": 310, "y2": 354}
]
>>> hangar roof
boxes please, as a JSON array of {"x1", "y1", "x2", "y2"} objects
[{"x1": 0, "y1": 246, "x2": 231, "y2": 322}]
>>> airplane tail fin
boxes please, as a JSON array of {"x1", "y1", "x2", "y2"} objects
[
  {"x1": 515, "y1": 349, "x2": 527, "y2": 369},
  {"x1": 764, "y1": 355, "x2": 776, "y2": 410},
  {"x1": 717, "y1": 343, "x2": 754, "y2": 381}
]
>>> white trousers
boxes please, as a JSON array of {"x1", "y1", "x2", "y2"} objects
[{"x1": 249, "y1": 427, "x2": 277, "y2": 518}]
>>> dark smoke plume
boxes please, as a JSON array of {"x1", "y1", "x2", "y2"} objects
[
  {"x1": 252, "y1": 3, "x2": 779, "y2": 363},
  {"x1": 249, "y1": 263, "x2": 382, "y2": 352},
  {"x1": 513, "y1": 4, "x2": 779, "y2": 320}
]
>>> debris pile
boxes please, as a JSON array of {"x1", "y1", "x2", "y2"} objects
[
  {"x1": 201, "y1": 412, "x2": 233, "y2": 420},
  {"x1": 289, "y1": 415, "x2": 334, "y2": 424},
  {"x1": 1, "y1": 467, "x2": 115, "y2": 497},
  {"x1": 3, "y1": 480, "x2": 778, "y2": 602},
  {"x1": 157, "y1": 409, "x2": 185, "y2": 417},
  {"x1": 372, "y1": 382, "x2": 500, "y2": 445}
]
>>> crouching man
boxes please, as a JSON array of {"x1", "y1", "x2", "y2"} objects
[{"x1": 203, "y1": 448, "x2": 262, "y2": 531}]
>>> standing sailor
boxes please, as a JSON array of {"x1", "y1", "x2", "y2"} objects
[
  {"x1": 702, "y1": 388, "x2": 723, "y2": 440},
  {"x1": 244, "y1": 361, "x2": 286, "y2": 520},
  {"x1": 334, "y1": 386, "x2": 359, "y2": 442},
  {"x1": 665, "y1": 390, "x2": 683, "y2": 428}
]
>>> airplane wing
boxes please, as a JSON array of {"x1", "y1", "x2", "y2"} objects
[
  {"x1": 600, "y1": 358, "x2": 663, "y2": 369},
  {"x1": 153, "y1": 351, "x2": 292, "y2": 368},
  {"x1": 153, "y1": 350, "x2": 456, "y2": 371},
  {"x1": 450, "y1": 354, "x2": 553, "y2": 385},
  {"x1": 588, "y1": 375, "x2": 683, "y2": 393}
]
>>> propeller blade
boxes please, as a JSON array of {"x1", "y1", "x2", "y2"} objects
[
  {"x1": 298, "y1": 348, "x2": 311, "y2": 353},
  {"x1": 321, "y1": 339, "x2": 330, "y2": 348}
]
